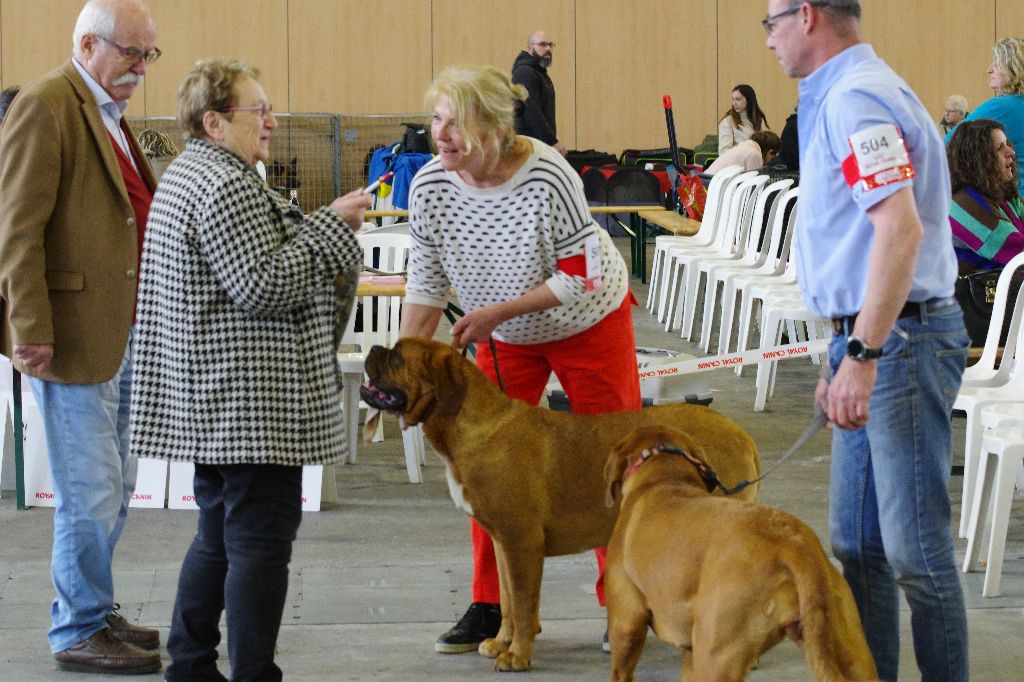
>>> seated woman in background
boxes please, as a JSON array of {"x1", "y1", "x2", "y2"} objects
[
  {"x1": 705, "y1": 130, "x2": 780, "y2": 174},
  {"x1": 945, "y1": 37, "x2": 1024, "y2": 195},
  {"x1": 947, "y1": 118, "x2": 1023, "y2": 270},
  {"x1": 939, "y1": 94, "x2": 968, "y2": 136},
  {"x1": 717, "y1": 84, "x2": 769, "y2": 153}
]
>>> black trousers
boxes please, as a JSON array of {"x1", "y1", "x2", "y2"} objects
[{"x1": 165, "y1": 463, "x2": 302, "y2": 682}]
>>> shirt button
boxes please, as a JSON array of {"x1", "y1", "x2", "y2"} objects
[
  {"x1": 126, "y1": 269, "x2": 136, "y2": 279},
  {"x1": 127, "y1": 217, "x2": 136, "y2": 226}
]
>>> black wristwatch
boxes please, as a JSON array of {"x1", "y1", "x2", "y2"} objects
[{"x1": 846, "y1": 336, "x2": 883, "y2": 361}]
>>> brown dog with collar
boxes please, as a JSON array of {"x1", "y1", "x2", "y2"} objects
[
  {"x1": 603, "y1": 425, "x2": 878, "y2": 681},
  {"x1": 360, "y1": 337, "x2": 761, "y2": 672}
]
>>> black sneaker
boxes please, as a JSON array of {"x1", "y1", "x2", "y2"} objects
[
  {"x1": 602, "y1": 629, "x2": 611, "y2": 653},
  {"x1": 434, "y1": 602, "x2": 501, "y2": 654}
]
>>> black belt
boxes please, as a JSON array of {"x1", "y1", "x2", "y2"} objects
[{"x1": 831, "y1": 301, "x2": 922, "y2": 335}]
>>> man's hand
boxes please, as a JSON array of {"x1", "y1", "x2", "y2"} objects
[
  {"x1": 554, "y1": 142, "x2": 568, "y2": 156},
  {"x1": 14, "y1": 344, "x2": 54, "y2": 374},
  {"x1": 825, "y1": 357, "x2": 876, "y2": 430}
]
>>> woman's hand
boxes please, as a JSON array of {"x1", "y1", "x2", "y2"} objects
[
  {"x1": 451, "y1": 305, "x2": 507, "y2": 347},
  {"x1": 329, "y1": 189, "x2": 372, "y2": 231}
]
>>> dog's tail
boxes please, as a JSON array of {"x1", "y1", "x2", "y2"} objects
[{"x1": 783, "y1": 536, "x2": 879, "y2": 681}]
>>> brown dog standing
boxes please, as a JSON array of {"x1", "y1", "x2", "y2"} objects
[
  {"x1": 361, "y1": 337, "x2": 761, "y2": 672},
  {"x1": 603, "y1": 425, "x2": 878, "y2": 681}
]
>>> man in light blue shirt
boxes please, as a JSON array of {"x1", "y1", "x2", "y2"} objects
[{"x1": 765, "y1": 2, "x2": 968, "y2": 680}]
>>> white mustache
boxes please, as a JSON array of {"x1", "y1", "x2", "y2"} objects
[{"x1": 113, "y1": 73, "x2": 141, "y2": 87}]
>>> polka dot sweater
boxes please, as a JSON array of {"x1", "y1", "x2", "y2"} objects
[{"x1": 406, "y1": 138, "x2": 629, "y2": 344}]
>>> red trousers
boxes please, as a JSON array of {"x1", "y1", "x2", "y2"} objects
[{"x1": 469, "y1": 296, "x2": 642, "y2": 606}]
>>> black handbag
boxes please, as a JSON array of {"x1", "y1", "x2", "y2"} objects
[{"x1": 954, "y1": 267, "x2": 1024, "y2": 347}]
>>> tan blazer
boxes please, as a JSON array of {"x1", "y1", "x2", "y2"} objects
[{"x1": 0, "y1": 61, "x2": 156, "y2": 383}]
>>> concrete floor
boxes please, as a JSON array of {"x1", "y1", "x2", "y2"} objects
[{"x1": 2, "y1": 237, "x2": 1023, "y2": 680}]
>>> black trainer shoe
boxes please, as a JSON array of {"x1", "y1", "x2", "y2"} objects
[
  {"x1": 602, "y1": 628, "x2": 611, "y2": 653},
  {"x1": 434, "y1": 602, "x2": 501, "y2": 654}
]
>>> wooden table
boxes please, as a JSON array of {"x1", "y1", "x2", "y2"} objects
[{"x1": 631, "y1": 210, "x2": 703, "y2": 283}]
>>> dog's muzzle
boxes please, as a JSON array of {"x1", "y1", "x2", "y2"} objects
[{"x1": 359, "y1": 383, "x2": 407, "y2": 411}]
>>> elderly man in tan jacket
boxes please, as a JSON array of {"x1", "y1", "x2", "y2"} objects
[{"x1": 0, "y1": 0, "x2": 161, "y2": 674}]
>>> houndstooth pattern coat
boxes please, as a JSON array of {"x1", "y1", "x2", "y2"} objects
[{"x1": 130, "y1": 138, "x2": 363, "y2": 466}]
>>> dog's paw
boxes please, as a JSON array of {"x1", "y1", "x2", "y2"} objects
[
  {"x1": 478, "y1": 637, "x2": 509, "y2": 658},
  {"x1": 494, "y1": 650, "x2": 531, "y2": 672}
]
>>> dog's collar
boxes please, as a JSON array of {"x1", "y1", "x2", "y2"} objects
[{"x1": 627, "y1": 443, "x2": 724, "y2": 494}]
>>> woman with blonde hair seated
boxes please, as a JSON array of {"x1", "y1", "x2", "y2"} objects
[{"x1": 945, "y1": 37, "x2": 1024, "y2": 194}]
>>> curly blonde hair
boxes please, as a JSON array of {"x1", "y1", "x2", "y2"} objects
[
  {"x1": 992, "y1": 37, "x2": 1024, "y2": 96},
  {"x1": 425, "y1": 65, "x2": 528, "y2": 155}
]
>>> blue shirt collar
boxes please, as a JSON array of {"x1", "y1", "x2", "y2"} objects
[
  {"x1": 71, "y1": 58, "x2": 128, "y2": 120},
  {"x1": 799, "y1": 43, "x2": 876, "y2": 103}
]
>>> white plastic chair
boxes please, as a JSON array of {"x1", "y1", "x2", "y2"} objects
[
  {"x1": 337, "y1": 230, "x2": 426, "y2": 483},
  {"x1": 961, "y1": 250, "x2": 1024, "y2": 386},
  {"x1": 731, "y1": 205, "x2": 803, "y2": 373},
  {"x1": 646, "y1": 165, "x2": 742, "y2": 315},
  {"x1": 715, "y1": 187, "x2": 800, "y2": 355},
  {"x1": 752, "y1": 293, "x2": 829, "y2": 412},
  {"x1": 962, "y1": 425, "x2": 1024, "y2": 596},
  {"x1": 657, "y1": 169, "x2": 753, "y2": 327},
  {"x1": 676, "y1": 173, "x2": 772, "y2": 344},
  {"x1": 666, "y1": 173, "x2": 765, "y2": 337},
  {"x1": 696, "y1": 178, "x2": 795, "y2": 352},
  {"x1": 954, "y1": 255, "x2": 1024, "y2": 535}
]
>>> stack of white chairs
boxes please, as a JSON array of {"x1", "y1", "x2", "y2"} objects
[
  {"x1": 646, "y1": 166, "x2": 745, "y2": 322},
  {"x1": 338, "y1": 229, "x2": 426, "y2": 483},
  {"x1": 662, "y1": 172, "x2": 764, "y2": 335},
  {"x1": 731, "y1": 201, "x2": 804, "y2": 372},
  {"x1": 675, "y1": 173, "x2": 771, "y2": 343},
  {"x1": 695, "y1": 178, "x2": 796, "y2": 353},
  {"x1": 716, "y1": 187, "x2": 800, "y2": 356},
  {"x1": 954, "y1": 250, "x2": 1024, "y2": 539}
]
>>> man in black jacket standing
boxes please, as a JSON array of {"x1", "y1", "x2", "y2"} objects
[{"x1": 512, "y1": 30, "x2": 566, "y2": 155}]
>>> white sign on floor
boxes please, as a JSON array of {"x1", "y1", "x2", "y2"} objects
[
  {"x1": 168, "y1": 461, "x2": 325, "y2": 512},
  {"x1": 9, "y1": 391, "x2": 168, "y2": 509}
]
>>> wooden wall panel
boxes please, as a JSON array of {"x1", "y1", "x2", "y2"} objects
[
  {"x1": 432, "y1": 0, "x2": 575, "y2": 148},
  {"x1": 576, "y1": 0, "x2": 717, "y2": 155},
  {"x1": 1, "y1": 1, "x2": 82, "y2": 92},
  {"x1": 146, "y1": 0, "x2": 288, "y2": 117},
  {"x1": 859, "y1": 0, "x2": 995, "y2": 126},
  {"x1": 288, "y1": 0, "x2": 432, "y2": 114},
  {"x1": 996, "y1": 0, "x2": 1024, "y2": 40},
  {"x1": 717, "y1": 0, "x2": 798, "y2": 142}
]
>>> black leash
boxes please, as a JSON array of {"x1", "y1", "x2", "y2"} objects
[
  {"x1": 456, "y1": 336, "x2": 505, "y2": 394},
  {"x1": 653, "y1": 405, "x2": 828, "y2": 496},
  {"x1": 487, "y1": 338, "x2": 506, "y2": 394}
]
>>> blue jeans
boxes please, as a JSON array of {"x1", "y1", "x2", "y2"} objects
[
  {"x1": 828, "y1": 298, "x2": 969, "y2": 682},
  {"x1": 27, "y1": 333, "x2": 136, "y2": 653},
  {"x1": 165, "y1": 464, "x2": 302, "y2": 682}
]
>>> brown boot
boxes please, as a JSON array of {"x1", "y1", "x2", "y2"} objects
[
  {"x1": 54, "y1": 628, "x2": 161, "y2": 675},
  {"x1": 106, "y1": 607, "x2": 160, "y2": 650}
]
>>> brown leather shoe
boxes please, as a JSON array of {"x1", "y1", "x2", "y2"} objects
[
  {"x1": 107, "y1": 608, "x2": 160, "y2": 650},
  {"x1": 54, "y1": 628, "x2": 161, "y2": 675}
]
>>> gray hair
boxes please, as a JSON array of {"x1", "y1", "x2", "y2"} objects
[
  {"x1": 177, "y1": 58, "x2": 259, "y2": 139},
  {"x1": 786, "y1": 0, "x2": 861, "y2": 21},
  {"x1": 71, "y1": 0, "x2": 148, "y2": 60},
  {"x1": 945, "y1": 94, "x2": 968, "y2": 114}
]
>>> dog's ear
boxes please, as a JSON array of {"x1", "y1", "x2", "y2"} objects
[
  {"x1": 434, "y1": 348, "x2": 468, "y2": 416},
  {"x1": 604, "y1": 437, "x2": 633, "y2": 508}
]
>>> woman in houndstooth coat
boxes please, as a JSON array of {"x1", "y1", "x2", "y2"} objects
[{"x1": 130, "y1": 58, "x2": 367, "y2": 681}]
